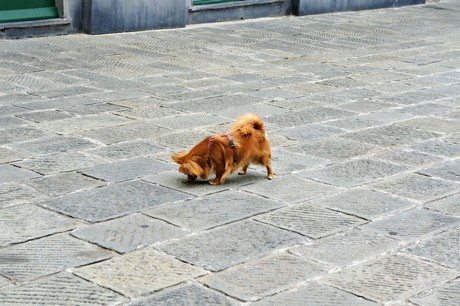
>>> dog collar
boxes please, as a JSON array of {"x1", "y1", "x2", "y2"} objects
[{"x1": 207, "y1": 133, "x2": 238, "y2": 165}]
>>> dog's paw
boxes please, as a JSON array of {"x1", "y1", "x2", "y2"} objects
[
  {"x1": 238, "y1": 170, "x2": 247, "y2": 175},
  {"x1": 267, "y1": 173, "x2": 276, "y2": 180},
  {"x1": 209, "y1": 179, "x2": 221, "y2": 185}
]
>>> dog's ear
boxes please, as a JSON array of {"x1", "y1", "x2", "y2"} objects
[{"x1": 171, "y1": 152, "x2": 187, "y2": 164}]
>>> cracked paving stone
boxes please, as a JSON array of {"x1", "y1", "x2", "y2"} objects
[
  {"x1": 156, "y1": 220, "x2": 305, "y2": 272},
  {"x1": 0, "y1": 233, "x2": 112, "y2": 282},
  {"x1": 0, "y1": 183, "x2": 46, "y2": 208},
  {"x1": 256, "y1": 202, "x2": 367, "y2": 239},
  {"x1": 252, "y1": 281, "x2": 377, "y2": 306},
  {"x1": 128, "y1": 283, "x2": 239, "y2": 306},
  {"x1": 71, "y1": 213, "x2": 189, "y2": 254},
  {"x1": 322, "y1": 254, "x2": 458, "y2": 303},
  {"x1": 425, "y1": 193, "x2": 460, "y2": 216},
  {"x1": 362, "y1": 208, "x2": 460, "y2": 242},
  {"x1": 290, "y1": 229, "x2": 398, "y2": 267},
  {"x1": 371, "y1": 173, "x2": 459, "y2": 202},
  {"x1": 418, "y1": 159, "x2": 460, "y2": 182},
  {"x1": 200, "y1": 252, "x2": 328, "y2": 302},
  {"x1": 0, "y1": 204, "x2": 79, "y2": 247},
  {"x1": 312, "y1": 189, "x2": 414, "y2": 220},
  {"x1": 75, "y1": 248, "x2": 207, "y2": 298},
  {"x1": 402, "y1": 227, "x2": 460, "y2": 270},
  {"x1": 0, "y1": 164, "x2": 41, "y2": 184},
  {"x1": 42, "y1": 180, "x2": 193, "y2": 223},
  {"x1": 301, "y1": 159, "x2": 407, "y2": 187},
  {"x1": 80, "y1": 157, "x2": 175, "y2": 182},
  {"x1": 242, "y1": 175, "x2": 340, "y2": 204},
  {"x1": 145, "y1": 190, "x2": 284, "y2": 231},
  {"x1": 0, "y1": 273, "x2": 128, "y2": 305},
  {"x1": 409, "y1": 278, "x2": 460, "y2": 306}
]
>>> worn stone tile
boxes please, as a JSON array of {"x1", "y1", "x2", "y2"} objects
[
  {"x1": 398, "y1": 117, "x2": 460, "y2": 134},
  {"x1": 0, "y1": 275, "x2": 10, "y2": 290},
  {"x1": 215, "y1": 104, "x2": 288, "y2": 119},
  {"x1": 274, "y1": 124, "x2": 345, "y2": 143},
  {"x1": 242, "y1": 175, "x2": 340, "y2": 204},
  {"x1": 425, "y1": 193, "x2": 460, "y2": 216},
  {"x1": 398, "y1": 102, "x2": 452, "y2": 116},
  {"x1": 301, "y1": 159, "x2": 407, "y2": 187},
  {"x1": 78, "y1": 122, "x2": 170, "y2": 144},
  {"x1": 403, "y1": 227, "x2": 460, "y2": 270},
  {"x1": 75, "y1": 248, "x2": 206, "y2": 298},
  {"x1": 411, "y1": 140, "x2": 460, "y2": 158},
  {"x1": 72, "y1": 213, "x2": 189, "y2": 253},
  {"x1": 362, "y1": 208, "x2": 460, "y2": 242},
  {"x1": 0, "y1": 233, "x2": 112, "y2": 282},
  {"x1": 145, "y1": 190, "x2": 284, "y2": 231},
  {"x1": 323, "y1": 254, "x2": 458, "y2": 303},
  {"x1": 0, "y1": 115, "x2": 29, "y2": 128},
  {"x1": 80, "y1": 157, "x2": 175, "y2": 182},
  {"x1": 372, "y1": 173, "x2": 459, "y2": 202},
  {"x1": 252, "y1": 281, "x2": 377, "y2": 306},
  {"x1": 128, "y1": 283, "x2": 239, "y2": 306},
  {"x1": 291, "y1": 229, "x2": 398, "y2": 267},
  {"x1": 270, "y1": 148, "x2": 329, "y2": 175},
  {"x1": 0, "y1": 147, "x2": 29, "y2": 163},
  {"x1": 377, "y1": 149, "x2": 443, "y2": 168},
  {"x1": 0, "y1": 273, "x2": 127, "y2": 305},
  {"x1": 25, "y1": 172, "x2": 105, "y2": 197},
  {"x1": 29, "y1": 85, "x2": 102, "y2": 99},
  {"x1": 267, "y1": 106, "x2": 354, "y2": 128},
  {"x1": 157, "y1": 220, "x2": 305, "y2": 271},
  {"x1": 10, "y1": 136, "x2": 97, "y2": 155},
  {"x1": 151, "y1": 113, "x2": 230, "y2": 131},
  {"x1": 0, "y1": 127, "x2": 48, "y2": 145},
  {"x1": 85, "y1": 140, "x2": 165, "y2": 161},
  {"x1": 324, "y1": 116, "x2": 384, "y2": 131},
  {"x1": 170, "y1": 94, "x2": 262, "y2": 113},
  {"x1": 312, "y1": 189, "x2": 414, "y2": 220},
  {"x1": 335, "y1": 99, "x2": 396, "y2": 113},
  {"x1": 201, "y1": 252, "x2": 328, "y2": 302},
  {"x1": 43, "y1": 180, "x2": 192, "y2": 223},
  {"x1": 15, "y1": 110, "x2": 74, "y2": 123},
  {"x1": 0, "y1": 164, "x2": 41, "y2": 183},
  {"x1": 409, "y1": 278, "x2": 460, "y2": 306},
  {"x1": 343, "y1": 125, "x2": 440, "y2": 147},
  {"x1": 0, "y1": 183, "x2": 46, "y2": 208},
  {"x1": 418, "y1": 159, "x2": 460, "y2": 182},
  {"x1": 14, "y1": 152, "x2": 107, "y2": 175},
  {"x1": 0, "y1": 204, "x2": 79, "y2": 247},
  {"x1": 115, "y1": 105, "x2": 182, "y2": 120},
  {"x1": 256, "y1": 202, "x2": 366, "y2": 239}
]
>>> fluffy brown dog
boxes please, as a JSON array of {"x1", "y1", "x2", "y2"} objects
[{"x1": 171, "y1": 113, "x2": 274, "y2": 185}]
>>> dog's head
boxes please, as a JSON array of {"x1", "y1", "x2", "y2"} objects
[{"x1": 171, "y1": 152, "x2": 205, "y2": 182}]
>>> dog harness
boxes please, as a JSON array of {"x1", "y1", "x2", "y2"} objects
[{"x1": 207, "y1": 133, "x2": 238, "y2": 165}]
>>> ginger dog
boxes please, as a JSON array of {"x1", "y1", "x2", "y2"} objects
[{"x1": 172, "y1": 113, "x2": 274, "y2": 185}]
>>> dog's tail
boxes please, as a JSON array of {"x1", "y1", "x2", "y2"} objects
[
  {"x1": 171, "y1": 152, "x2": 187, "y2": 164},
  {"x1": 231, "y1": 113, "x2": 265, "y2": 136}
]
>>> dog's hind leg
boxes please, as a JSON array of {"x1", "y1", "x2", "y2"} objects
[{"x1": 238, "y1": 163, "x2": 249, "y2": 175}]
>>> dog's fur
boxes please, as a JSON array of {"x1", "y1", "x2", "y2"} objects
[{"x1": 171, "y1": 113, "x2": 274, "y2": 185}]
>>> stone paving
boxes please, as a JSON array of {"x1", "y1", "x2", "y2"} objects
[{"x1": 0, "y1": 0, "x2": 459, "y2": 305}]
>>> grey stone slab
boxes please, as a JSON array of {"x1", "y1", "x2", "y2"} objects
[
  {"x1": 270, "y1": 148, "x2": 329, "y2": 175},
  {"x1": 301, "y1": 159, "x2": 407, "y2": 187},
  {"x1": 343, "y1": 124, "x2": 440, "y2": 147},
  {"x1": 14, "y1": 152, "x2": 107, "y2": 175},
  {"x1": 75, "y1": 248, "x2": 206, "y2": 298},
  {"x1": 403, "y1": 227, "x2": 460, "y2": 270},
  {"x1": 323, "y1": 254, "x2": 458, "y2": 303},
  {"x1": 0, "y1": 273, "x2": 128, "y2": 305},
  {"x1": 0, "y1": 164, "x2": 41, "y2": 183},
  {"x1": 0, "y1": 233, "x2": 112, "y2": 282},
  {"x1": 335, "y1": 99, "x2": 397, "y2": 113},
  {"x1": 154, "y1": 129, "x2": 213, "y2": 150},
  {"x1": 267, "y1": 106, "x2": 354, "y2": 128},
  {"x1": 85, "y1": 140, "x2": 165, "y2": 161},
  {"x1": 43, "y1": 180, "x2": 193, "y2": 223},
  {"x1": 425, "y1": 193, "x2": 460, "y2": 216},
  {"x1": 292, "y1": 138, "x2": 377, "y2": 161},
  {"x1": 0, "y1": 183, "x2": 46, "y2": 208},
  {"x1": 10, "y1": 136, "x2": 97, "y2": 155},
  {"x1": 80, "y1": 157, "x2": 175, "y2": 182},
  {"x1": 128, "y1": 283, "x2": 239, "y2": 306},
  {"x1": 29, "y1": 85, "x2": 102, "y2": 99},
  {"x1": 215, "y1": 104, "x2": 288, "y2": 119},
  {"x1": 398, "y1": 117, "x2": 460, "y2": 134},
  {"x1": 324, "y1": 116, "x2": 384, "y2": 131},
  {"x1": 372, "y1": 173, "x2": 459, "y2": 202},
  {"x1": 0, "y1": 204, "x2": 79, "y2": 247},
  {"x1": 150, "y1": 113, "x2": 230, "y2": 131},
  {"x1": 0, "y1": 115, "x2": 29, "y2": 128},
  {"x1": 411, "y1": 140, "x2": 460, "y2": 158},
  {"x1": 0, "y1": 147, "x2": 29, "y2": 163},
  {"x1": 72, "y1": 213, "x2": 189, "y2": 253},
  {"x1": 78, "y1": 122, "x2": 170, "y2": 144},
  {"x1": 170, "y1": 94, "x2": 262, "y2": 113},
  {"x1": 25, "y1": 172, "x2": 106, "y2": 197},
  {"x1": 115, "y1": 105, "x2": 182, "y2": 120},
  {"x1": 18, "y1": 95, "x2": 98, "y2": 111},
  {"x1": 398, "y1": 102, "x2": 453, "y2": 116},
  {"x1": 145, "y1": 190, "x2": 284, "y2": 231},
  {"x1": 252, "y1": 281, "x2": 377, "y2": 306},
  {"x1": 0, "y1": 127, "x2": 47, "y2": 145},
  {"x1": 242, "y1": 175, "x2": 340, "y2": 204},
  {"x1": 0, "y1": 275, "x2": 10, "y2": 290},
  {"x1": 256, "y1": 202, "x2": 367, "y2": 239},
  {"x1": 201, "y1": 252, "x2": 328, "y2": 302},
  {"x1": 157, "y1": 220, "x2": 305, "y2": 272},
  {"x1": 67, "y1": 102, "x2": 129, "y2": 116},
  {"x1": 0, "y1": 105, "x2": 29, "y2": 116},
  {"x1": 362, "y1": 208, "x2": 460, "y2": 242},
  {"x1": 419, "y1": 159, "x2": 460, "y2": 182},
  {"x1": 291, "y1": 229, "x2": 398, "y2": 267},
  {"x1": 14, "y1": 110, "x2": 74, "y2": 123},
  {"x1": 312, "y1": 189, "x2": 414, "y2": 220},
  {"x1": 409, "y1": 278, "x2": 460, "y2": 306},
  {"x1": 377, "y1": 149, "x2": 443, "y2": 168},
  {"x1": 273, "y1": 124, "x2": 345, "y2": 143}
]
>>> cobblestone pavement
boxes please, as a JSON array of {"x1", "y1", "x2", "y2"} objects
[{"x1": 1, "y1": 1, "x2": 459, "y2": 305}]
